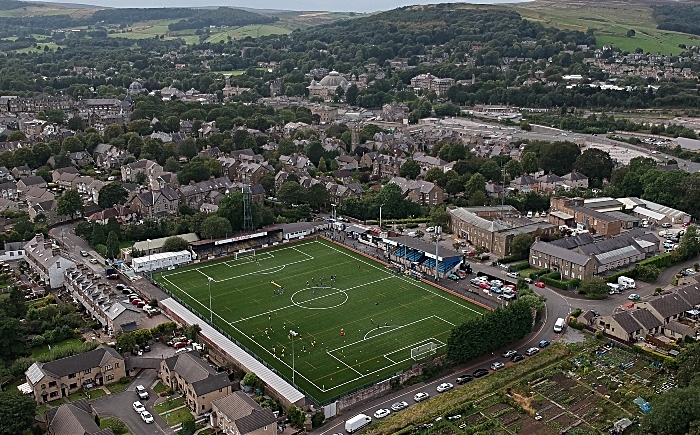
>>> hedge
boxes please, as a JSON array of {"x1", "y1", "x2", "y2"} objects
[
  {"x1": 633, "y1": 345, "x2": 677, "y2": 368},
  {"x1": 606, "y1": 269, "x2": 637, "y2": 283},
  {"x1": 540, "y1": 271, "x2": 579, "y2": 290},
  {"x1": 637, "y1": 253, "x2": 674, "y2": 269},
  {"x1": 499, "y1": 255, "x2": 526, "y2": 264},
  {"x1": 507, "y1": 262, "x2": 531, "y2": 272}
]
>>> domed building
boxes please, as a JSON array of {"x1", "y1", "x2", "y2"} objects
[
  {"x1": 127, "y1": 81, "x2": 145, "y2": 96},
  {"x1": 307, "y1": 71, "x2": 349, "y2": 101}
]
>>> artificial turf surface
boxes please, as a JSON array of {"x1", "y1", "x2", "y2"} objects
[{"x1": 153, "y1": 238, "x2": 486, "y2": 403}]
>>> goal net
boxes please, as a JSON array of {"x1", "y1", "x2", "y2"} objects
[
  {"x1": 235, "y1": 249, "x2": 256, "y2": 260},
  {"x1": 411, "y1": 342, "x2": 437, "y2": 360}
]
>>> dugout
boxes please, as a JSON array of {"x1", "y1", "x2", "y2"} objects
[
  {"x1": 384, "y1": 236, "x2": 463, "y2": 278},
  {"x1": 189, "y1": 228, "x2": 283, "y2": 259}
]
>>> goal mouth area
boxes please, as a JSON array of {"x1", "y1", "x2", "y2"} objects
[
  {"x1": 234, "y1": 249, "x2": 256, "y2": 260},
  {"x1": 411, "y1": 342, "x2": 438, "y2": 361}
]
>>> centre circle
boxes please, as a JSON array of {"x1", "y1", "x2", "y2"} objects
[{"x1": 290, "y1": 287, "x2": 348, "y2": 310}]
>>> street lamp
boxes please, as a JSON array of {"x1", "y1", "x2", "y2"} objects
[
  {"x1": 208, "y1": 277, "x2": 214, "y2": 324},
  {"x1": 379, "y1": 203, "x2": 384, "y2": 230},
  {"x1": 434, "y1": 226, "x2": 441, "y2": 281},
  {"x1": 289, "y1": 329, "x2": 298, "y2": 386}
]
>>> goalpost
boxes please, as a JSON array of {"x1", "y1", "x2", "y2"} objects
[
  {"x1": 235, "y1": 249, "x2": 256, "y2": 260},
  {"x1": 410, "y1": 342, "x2": 437, "y2": 361}
]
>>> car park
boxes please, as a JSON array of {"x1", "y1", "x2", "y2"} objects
[
  {"x1": 414, "y1": 392, "x2": 430, "y2": 402},
  {"x1": 436, "y1": 382, "x2": 453, "y2": 393},
  {"x1": 135, "y1": 385, "x2": 148, "y2": 400},
  {"x1": 140, "y1": 411, "x2": 154, "y2": 424},
  {"x1": 490, "y1": 361, "x2": 505, "y2": 370},
  {"x1": 133, "y1": 401, "x2": 145, "y2": 413},
  {"x1": 489, "y1": 279, "x2": 503, "y2": 287},
  {"x1": 373, "y1": 408, "x2": 390, "y2": 419},
  {"x1": 535, "y1": 281, "x2": 545, "y2": 288},
  {"x1": 511, "y1": 354, "x2": 525, "y2": 363},
  {"x1": 472, "y1": 368, "x2": 489, "y2": 378},
  {"x1": 539, "y1": 340, "x2": 550, "y2": 348},
  {"x1": 525, "y1": 347, "x2": 540, "y2": 356},
  {"x1": 456, "y1": 375, "x2": 473, "y2": 384},
  {"x1": 502, "y1": 350, "x2": 517, "y2": 358},
  {"x1": 490, "y1": 286, "x2": 502, "y2": 294},
  {"x1": 390, "y1": 401, "x2": 408, "y2": 411}
]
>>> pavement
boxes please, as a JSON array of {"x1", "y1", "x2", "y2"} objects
[{"x1": 92, "y1": 369, "x2": 175, "y2": 435}]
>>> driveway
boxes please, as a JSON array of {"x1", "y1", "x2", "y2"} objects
[{"x1": 92, "y1": 369, "x2": 175, "y2": 435}]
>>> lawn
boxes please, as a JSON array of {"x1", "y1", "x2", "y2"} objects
[
  {"x1": 106, "y1": 377, "x2": 130, "y2": 394},
  {"x1": 31, "y1": 338, "x2": 84, "y2": 360},
  {"x1": 204, "y1": 24, "x2": 291, "y2": 43},
  {"x1": 66, "y1": 388, "x2": 106, "y2": 402},
  {"x1": 154, "y1": 238, "x2": 486, "y2": 403},
  {"x1": 160, "y1": 407, "x2": 192, "y2": 426},
  {"x1": 100, "y1": 417, "x2": 129, "y2": 435},
  {"x1": 153, "y1": 381, "x2": 167, "y2": 394},
  {"x1": 515, "y1": 0, "x2": 699, "y2": 55},
  {"x1": 154, "y1": 396, "x2": 185, "y2": 414}
]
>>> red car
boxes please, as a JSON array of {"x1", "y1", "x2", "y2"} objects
[
  {"x1": 534, "y1": 281, "x2": 545, "y2": 288},
  {"x1": 173, "y1": 341, "x2": 188, "y2": 349},
  {"x1": 456, "y1": 270, "x2": 467, "y2": 279},
  {"x1": 683, "y1": 222, "x2": 692, "y2": 227},
  {"x1": 479, "y1": 282, "x2": 491, "y2": 290},
  {"x1": 131, "y1": 299, "x2": 142, "y2": 305}
]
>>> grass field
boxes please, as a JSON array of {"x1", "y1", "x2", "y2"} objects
[
  {"x1": 515, "y1": 0, "x2": 699, "y2": 55},
  {"x1": 154, "y1": 238, "x2": 486, "y2": 403},
  {"x1": 204, "y1": 25, "x2": 291, "y2": 44}
]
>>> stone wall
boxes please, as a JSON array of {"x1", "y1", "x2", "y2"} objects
[{"x1": 336, "y1": 365, "x2": 422, "y2": 413}]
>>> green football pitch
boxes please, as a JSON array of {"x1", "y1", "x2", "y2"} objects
[{"x1": 153, "y1": 238, "x2": 487, "y2": 403}]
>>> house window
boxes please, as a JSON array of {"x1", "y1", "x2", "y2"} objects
[
  {"x1": 105, "y1": 364, "x2": 112, "y2": 371},
  {"x1": 41, "y1": 384, "x2": 46, "y2": 389},
  {"x1": 84, "y1": 368, "x2": 91, "y2": 374},
  {"x1": 106, "y1": 374, "x2": 114, "y2": 381},
  {"x1": 69, "y1": 383, "x2": 77, "y2": 389},
  {"x1": 49, "y1": 391, "x2": 58, "y2": 398},
  {"x1": 115, "y1": 363, "x2": 119, "y2": 368},
  {"x1": 48, "y1": 381, "x2": 56, "y2": 387},
  {"x1": 68, "y1": 373, "x2": 76, "y2": 379}
]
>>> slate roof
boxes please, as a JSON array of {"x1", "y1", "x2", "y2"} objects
[
  {"x1": 530, "y1": 240, "x2": 591, "y2": 266},
  {"x1": 19, "y1": 175, "x2": 46, "y2": 186},
  {"x1": 630, "y1": 308, "x2": 663, "y2": 330},
  {"x1": 562, "y1": 171, "x2": 588, "y2": 181},
  {"x1": 213, "y1": 391, "x2": 277, "y2": 435},
  {"x1": 389, "y1": 176, "x2": 439, "y2": 196},
  {"x1": 45, "y1": 399, "x2": 113, "y2": 435},
  {"x1": 647, "y1": 293, "x2": 693, "y2": 319},
  {"x1": 551, "y1": 233, "x2": 595, "y2": 249},
  {"x1": 611, "y1": 311, "x2": 643, "y2": 334},
  {"x1": 675, "y1": 285, "x2": 700, "y2": 307},
  {"x1": 163, "y1": 351, "x2": 231, "y2": 396},
  {"x1": 29, "y1": 346, "x2": 122, "y2": 380},
  {"x1": 449, "y1": 207, "x2": 512, "y2": 233}
]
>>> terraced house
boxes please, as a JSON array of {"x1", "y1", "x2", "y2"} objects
[
  {"x1": 24, "y1": 346, "x2": 125, "y2": 404},
  {"x1": 159, "y1": 350, "x2": 232, "y2": 414}
]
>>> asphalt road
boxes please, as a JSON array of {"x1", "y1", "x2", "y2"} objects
[{"x1": 92, "y1": 369, "x2": 175, "y2": 435}]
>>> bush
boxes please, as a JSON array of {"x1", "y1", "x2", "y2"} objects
[
  {"x1": 570, "y1": 308, "x2": 582, "y2": 318},
  {"x1": 638, "y1": 253, "x2": 674, "y2": 269},
  {"x1": 508, "y1": 262, "x2": 531, "y2": 271},
  {"x1": 311, "y1": 411, "x2": 325, "y2": 428}
]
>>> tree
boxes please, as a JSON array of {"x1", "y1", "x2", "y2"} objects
[
  {"x1": 429, "y1": 206, "x2": 449, "y2": 228},
  {"x1": 579, "y1": 277, "x2": 608, "y2": 298},
  {"x1": 277, "y1": 181, "x2": 306, "y2": 205},
  {"x1": 164, "y1": 156, "x2": 180, "y2": 173},
  {"x1": 287, "y1": 405, "x2": 306, "y2": 428},
  {"x1": 539, "y1": 142, "x2": 581, "y2": 175},
  {"x1": 91, "y1": 224, "x2": 106, "y2": 246},
  {"x1": 479, "y1": 160, "x2": 501, "y2": 182},
  {"x1": 345, "y1": 84, "x2": 359, "y2": 105},
  {"x1": 573, "y1": 148, "x2": 613, "y2": 187},
  {"x1": 677, "y1": 225, "x2": 700, "y2": 261},
  {"x1": 179, "y1": 137, "x2": 198, "y2": 160},
  {"x1": 57, "y1": 189, "x2": 84, "y2": 219},
  {"x1": 116, "y1": 332, "x2": 136, "y2": 353},
  {"x1": 98, "y1": 182, "x2": 128, "y2": 209},
  {"x1": 200, "y1": 215, "x2": 233, "y2": 239},
  {"x1": 399, "y1": 159, "x2": 421, "y2": 180},
  {"x1": 178, "y1": 160, "x2": 211, "y2": 184},
  {"x1": 0, "y1": 391, "x2": 36, "y2": 435},
  {"x1": 445, "y1": 178, "x2": 464, "y2": 197},
  {"x1": 510, "y1": 233, "x2": 534, "y2": 260},
  {"x1": 128, "y1": 119, "x2": 152, "y2": 136},
  {"x1": 307, "y1": 183, "x2": 330, "y2": 210},
  {"x1": 317, "y1": 156, "x2": 327, "y2": 172},
  {"x1": 641, "y1": 387, "x2": 700, "y2": 435},
  {"x1": 162, "y1": 236, "x2": 189, "y2": 252},
  {"x1": 627, "y1": 29, "x2": 636, "y2": 37},
  {"x1": 504, "y1": 159, "x2": 523, "y2": 180},
  {"x1": 260, "y1": 173, "x2": 275, "y2": 196},
  {"x1": 521, "y1": 152, "x2": 539, "y2": 174},
  {"x1": 424, "y1": 167, "x2": 446, "y2": 187},
  {"x1": 677, "y1": 342, "x2": 700, "y2": 388},
  {"x1": 464, "y1": 173, "x2": 487, "y2": 197},
  {"x1": 6, "y1": 131, "x2": 26, "y2": 142},
  {"x1": 106, "y1": 231, "x2": 119, "y2": 259},
  {"x1": 634, "y1": 263, "x2": 661, "y2": 281}
]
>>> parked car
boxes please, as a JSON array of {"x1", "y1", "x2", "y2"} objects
[
  {"x1": 628, "y1": 294, "x2": 641, "y2": 301},
  {"x1": 374, "y1": 408, "x2": 390, "y2": 419},
  {"x1": 472, "y1": 368, "x2": 489, "y2": 378},
  {"x1": 89, "y1": 258, "x2": 98, "y2": 264},
  {"x1": 511, "y1": 354, "x2": 525, "y2": 363},
  {"x1": 506, "y1": 272, "x2": 520, "y2": 278},
  {"x1": 140, "y1": 411, "x2": 154, "y2": 424},
  {"x1": 539, "y1": 340, "x2": 550, "y2": 348},
  {"x1": 133, "y1": 401, "x2": 145, "y2": 413},
  {"x1": 502, "y1": 350, "x2": 517, "y2": 358},
  {"x1": 455, "y1": 270, "x2": 467, "y2": 279},
  {"x1": 135, "y1": 385, "x2": 148, "y2": 400},
  {"x1": 662, "y1": 223, "x2": 672, "y2": 228},
  {"x1": 535, "y1": 281, "x2": 545, "y2": 288},
  {"x1": 447, "y1": 273, "x2": 460, "y2": 281},
  {"x1": 683, "y1": 222, "x2": 692, "y2": 227},
  {"x1": 525, "y1": 347, "x2": 540, "y2": 356},
  {"x1": 80, "y1": 250, "x2": 89, "y2": 257},
  {"x1": 479, "y1": 282, "x2": 491, "y2": 290},
  {"x1": 456, "y1": 375, "x2": 473, "y2": 384},
  {"x1": 436, "y1": 382, "x2": 453, "y2": 393},
  {"x1": 390, "y1": 401, "x2": 409, "y2": 412},
  {"x1": 490, "y1": 361, "x2": 505, "y2": 370},
  {"x1": 524, "y1": 278, "x2": 533, "y2": 284},
  {"x1": 414, "y1": 392, "x2": 430, "y2": 402}
]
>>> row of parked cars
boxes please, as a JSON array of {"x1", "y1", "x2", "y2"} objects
[
  {"x1": 469, "y1": 275, "x2": 518, "y2": 300},
  {"x1": 133, "y1": 385, "x2": 154, "y2": 424},
  {"x1": 116, "y1": 284, "x2": 160, "y2": 315}
]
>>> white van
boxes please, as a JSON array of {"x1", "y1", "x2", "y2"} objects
[
  {"x1": 554, "y1": 317, "x2": 565, "y2": 333},
  {"x1": 618, "y1": 276, "x2": 636, "y2": 289},
  {"x1": 607, "y1": 283, "x2": 621, "y2": 294},
  {"x1": 345, "y1": 414, "x2": 372, "y2": 433}
]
